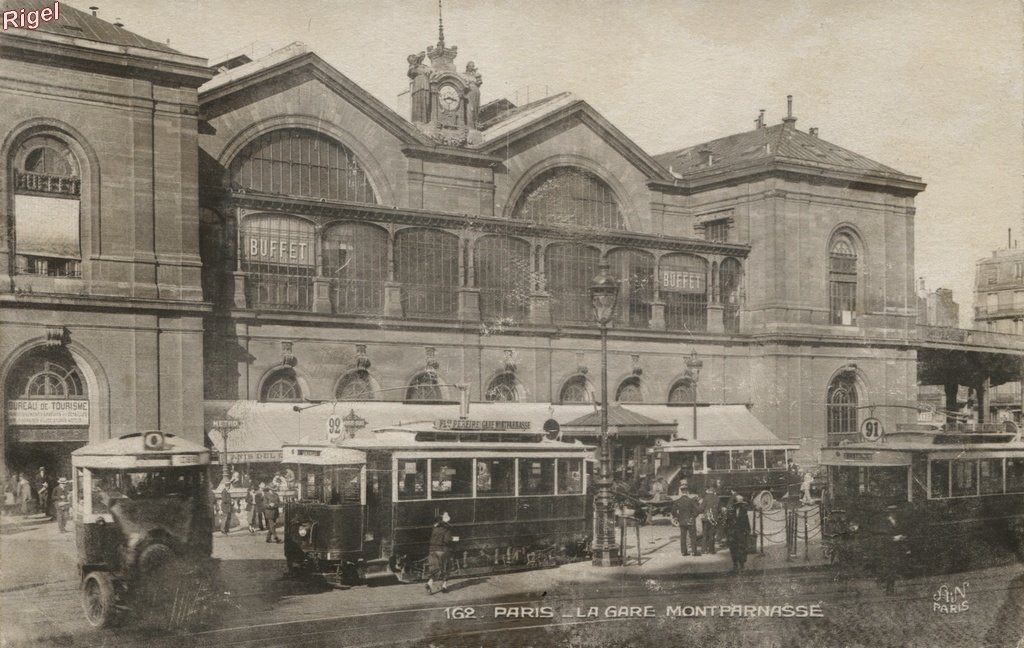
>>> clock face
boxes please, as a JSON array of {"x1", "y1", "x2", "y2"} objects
[{"x1": 439, "y1": 85, "x2": 460, "y2": 112}]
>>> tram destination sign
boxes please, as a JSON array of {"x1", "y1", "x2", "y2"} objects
[
  {"x1": 7, "y1": 399, "x2": 89, "y2": 426},
  {"x1": 434, "y1": 419, "x2": 531, "y2": 431}
]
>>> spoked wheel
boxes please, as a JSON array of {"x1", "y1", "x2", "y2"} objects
[
  {"x1": 754, "y1": 490, "x2": 774, "y2": 511},
  {"x1": 82, "y1": 571, "x2": 120, "y2": 628},
  {"x1": 670, "y1": 512, "x2": 679, "y2": 527}
]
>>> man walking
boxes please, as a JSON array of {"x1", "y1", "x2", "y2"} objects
[
  {"x1": 35, "y1": 467, "x2": 52, "y2": 520},
  {"x1": 264, "y1": 483, "x2": 281, "y2": 543},
  {"x1": 727, "y1": 494, "x2": 752, "y2": 572},
  {"x1": 674, "y1": 480, "x2": 700, "y2": 557},
  {"x1": 53, "y1": 477, "x2": 71, "y2": 533},
  {"x1": 220, "y1": 486, "x2": 234, "y2": 535},
  {"x1": 426, "y1": 511, "x2": 455, "y2": 594},
  {"x1": 700, "y1": 483, "x2": 719, "y2": 554}
]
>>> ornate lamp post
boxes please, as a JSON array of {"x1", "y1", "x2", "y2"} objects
[
  {"x1": 212, "y1": 419, "x2": 240, "y2": 487},
  {"x1": 589, "y1": 261, "x2": 622, "y2": 567},
  {"x1": 685, "y1": 349, "x2": 703, "y2": 440}
]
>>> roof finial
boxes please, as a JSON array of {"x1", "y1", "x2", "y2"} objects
[{"x1": 438, "y1": 0, "x2": 445, "y2": 47}]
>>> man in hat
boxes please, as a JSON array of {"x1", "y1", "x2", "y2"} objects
[
  {"x1": 264, "y1": 482, "x2": 282, "y2": 543},
  {"x1": 53, "y1": 477, "x2": 71, "y2": 533},
  {"x1": 674, "y1": 480, "x2": 701, "y2": 557},
  {"x1": 35, "y1": 467, "x2": 52, "y2": 520}
]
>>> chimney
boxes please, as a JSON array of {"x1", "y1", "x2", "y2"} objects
[
  {"x1": 809, "y1": 127, "x2": 819, "y2": 137},
  {"x1": 89, "y1": 6, "x2": 98, "y2": 16},
  {"x1": 699, "y1": 146, "x2": 713, "y2": 166},
  {"x1": 782, "y1": 94, "x2": 797, "y2": 128},
  {"x1": 755, "y1": 109, "x2": 765, "y2": 129},
  {"x1": 113, "y1": 17, "x2": 124, "y2": 27}
]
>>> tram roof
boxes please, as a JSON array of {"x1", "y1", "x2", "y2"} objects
[{"x1": 72, "y1": 432, "x2": 211, "y2": 468}]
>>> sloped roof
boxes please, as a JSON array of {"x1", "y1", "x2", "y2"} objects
[
  {"x1": 478, "y1": 92, "x2": 579, "y2": 142},
  {"x1": 1, "y1": 0, "x2": 179, "y2": 54},
  {"x1": 654, "y1": 123, "x2": 919, "y2": 182},
  {"x1": 561, "y1": 405, "x2": 678, "y2": 436}
]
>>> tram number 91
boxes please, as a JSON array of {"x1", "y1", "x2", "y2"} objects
[{"x1": 860, "y1": 417, "x2": 883, "y2": 442}]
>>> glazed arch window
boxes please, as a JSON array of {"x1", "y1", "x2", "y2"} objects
[
  {"x1": 607, "y1": 248, "x2": 654, "y2": 329},
  {"x1": 406, "y1": 371, "x2": 443, "y2": 402},
  {"x1": 667, "y1": 379, "x2": 695, "y2": 404},
  {"x1": 261, "y1": 369, "x2": 302, "y2": 402},
  {"x1": 616, "y1": 377, "x2": 644, "y2": 403},
  {"x1": 720, "y1": 257, "x2": 743, "y2": 334},
  {"x1": 240, "y1": 214, "x2": 316, "y2": 311},
  {"x1": 661, "y1": 253, "x2": 708, "y2": 332},
  {"x1": 323, "y1": 223, "x2": 388, "y2": 315},
  {"x1": 511, "y1": 167, "x2": 625, "y2": 231},
  {"x1": 485, "y1": 373, "x2": 520, "y2": 402},
  {"x1": 335, "y1": 370, "x2": 377, "y2": 401},
  {"x1": 829, "y1": 235, "x2": 858, "y2": 326},
  {"x1": 475, "y1": 235, "x2": 532, "y2": 323},
  {"x1": 826, "y1": 373, "x2": 858, "y2": 446},
  {"x1": 394, "y1": 228, "x2": 459, "y2": 318},
  {"x1": 12, "y1": 135, "x2": 82, "y2": 278},
  {"x1": 559, "y1": 375, "x2": 593, "y2": 404},
  {"x1": 545, "y1": 243, "x2": 601, "y2": 325}
]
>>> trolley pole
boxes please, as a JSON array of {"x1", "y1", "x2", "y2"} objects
[{"x1": 590, "y1": 262, "x2": 621, "y2": 567}]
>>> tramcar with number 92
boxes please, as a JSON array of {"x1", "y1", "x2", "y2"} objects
[{"x1": 282, "y1": 418, "x2": 594, "y2": 586}]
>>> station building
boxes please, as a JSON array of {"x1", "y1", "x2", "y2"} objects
[{"x1": 3, "y1": 4, "x2": 963, "y2": 484}]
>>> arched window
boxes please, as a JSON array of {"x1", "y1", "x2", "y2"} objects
[
  {"x1": 485, "y1": 373, "x2": 520, "y2": 402},
  {"x1": 230, "y1": 129, "x2": 377, "y2": 204},
  {"x1": 395, "y1": 228, "x2": 459, "y2": 318},
  {"x1": 12, "y1": 135, "x2": 82, "y2": 278},
  {"x1": 560, "y1": 375, "x2": 593, "y2": 404},
  {"x1": 616, "y1": 377, "x2": 644, "y2": 403},
  {"x1": 668, "y1": 379, "x2": 695, "y2": 404},
  {"x1": 826, "y1": 373, "x2": 858, "y2": 445},
  {"x1": 406, "y1": 371, "x2": 443, "y2": 402},
  {"x1": 261, "y1": 370, "x2": 301, "y2": 402},
  {"x1": 335, "y1": 370, "x2": 376, "y2": 401},
  {"x1": 324, "y1": 223, "x2": 388, "y2": 314},
  {"x1": 512, "y1": 167, "x2": 625, "y2": 230},
  {"x1": 545, "y1": 243, "x2": 601, "y2": 325},
  {"x1": 239, "y1": 214, "x2": 316, "y2": 310},
  {"x1": 476, "y1": 236, "x2": 532, "y2": 322},
  {"x1": 608, "y1": 248, "x2": 654, "y2": 328},
  {"x1": 661, "y1": 254, "x2": 708, "y2": 332},
  {"x1": 829, "y1": 235, "x2": 858, "y2": 326},
  {"x1": 720, "y1": 257, "x2": 743, "y2": 334}
]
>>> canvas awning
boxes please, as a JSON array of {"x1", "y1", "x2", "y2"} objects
[{"x1": 560, "y1": 405, "x2": 677, "y2": 438}]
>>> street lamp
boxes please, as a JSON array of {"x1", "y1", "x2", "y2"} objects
[
  {"x1": 589, "y1": 261, "x2": 621, "y2": 567},
  {"x1": 212, "y1": 419, "x2": 240, "y2": 487},
  {"x1": 685, "y1": 349, "x2": 703, "y2": 441}
]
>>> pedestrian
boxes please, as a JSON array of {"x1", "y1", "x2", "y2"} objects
[
  {"x1": 264, "y1": 483, "x2": 281, "y2": 543},
  {"x1": 17, "y1": 473, "x2": 32, "y2": 516},
  {"x1": 673, "y1": 480, "x2": 700, "y2": 557},
  {"x1": 220, "y1": 485, "x2": 234, "y2": 535},
  {"x1": 700, "y1": 483, "x2": 719, "y2": 554},
  {"x1": 35, "y1": 467, "x2": 52, "y2": 520},
  {"x1": 53, "y1": 477, "x2": 71, "y2": 533},
  {"x1": 801, "y1": 471, "x2": 815, "y2": 505},
  {"x1": 248, "y1": 484, "x2": 265, "y2": 533},
  {"x1": 272, "y1": 471, "x2": 288, "y2": 493},
  {"x1": 426, "y1": 511, "x2": 455, "y2": 594},
  {"x1": 727, "y1": 494, "x2": 752, "y2": 572}
]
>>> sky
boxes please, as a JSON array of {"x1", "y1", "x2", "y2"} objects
[{"x1": 88, "y1": 0, "x2": 1023, "y2": 326}]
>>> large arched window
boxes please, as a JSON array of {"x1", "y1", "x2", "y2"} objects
[
  {"x1": 826, "y1": 373, "x2": 858, "y2": 445},
  {"x1": 511, "y1": 167, "x2": 625, "y2": 230},
  {"x1": 239, "y1": 214, "x2": 316, "y2": 310},
  {"x1": 11, "y1": 135, "x2": 82, "y2": 278},
  {"x1": 485, "y1": 373, "x2": 520, "y2": 402},
  {"x1": 230, "y1": 129, "x2": 377, "y2": 204},
  {"x1": 406, "y1": 371, "x2": 443, "y2": 402},
  {"x1": 616, "y1": 377, "x2": 644, "y2": 403},
  {"x1": 608, "y1": 248, "x2": 654, "y2": 328},
  {"x1": 661, "y1": 254, "x2": 708, "y2": 332},
  {"x1": 560, "y1": 375, "x2": 593, "y2": 404},
  {"x1": 395, "y1": 228, "x2": 459, "y2": 318},
  {"x1": 545, "y1": 243, "x2": 601, "y2": 325},
  {"x1": 829, "y1": 234, "x2": 858, "y2": 326},
  {"x1": 668, "y1": 379, "x2": 695, "y2": 404},
  {"x1": 261, "y1": 369, "x2": 302, "y2": 402},
  {"x1": 335, "y1": 370, "x2": 377, "y2": 401},
  {"x1": 720, "y1": 257, "x2": 743, "y2": 334},
  {"x1": 324, "y1": 223, "x2": 388, "y2": 314},
  {"x1": 475, "y1": 236, "x2": 532, "y2": 322}
]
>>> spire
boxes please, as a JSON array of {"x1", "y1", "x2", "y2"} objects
[
  {"x1": 426, "y1": 0, "x2": 457, "y2": 71},
  {"x1": 437, "y1": 0, "x2": 445, "y2": 47}
]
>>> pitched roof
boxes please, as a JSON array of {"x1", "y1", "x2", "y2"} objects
[
  {"x1": 654, "y1": 123, "x2": 918, "y2": 182},
  {"x1": 562, "y1": 405, "x2": 678, "y2": 434},
  {"x1": 1, "y1": 0, "x2": 180, "y2": 54}
]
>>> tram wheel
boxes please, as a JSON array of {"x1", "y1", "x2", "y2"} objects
[
  {"x1": 754, "y1": 491, "x2": 774, "y2": 511},
  {"x1": 82, "y1": 571, "x2": 120, "y2": 628}
]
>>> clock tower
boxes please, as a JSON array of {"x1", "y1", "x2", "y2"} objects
[{"x1": 406, "y1": 6, "x2": 483, "y2": 146}]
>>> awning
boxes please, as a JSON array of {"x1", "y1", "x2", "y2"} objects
[{"x1": 561, "y1": 405, "x2": 677, "y2": 438}]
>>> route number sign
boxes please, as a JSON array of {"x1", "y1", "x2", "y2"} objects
[
  {"x1": 860, "y1": 417, "x2": 884, "y2": 442},
  {"x1": 326, "y1": 414, "x2": 344, "y2": 442}
]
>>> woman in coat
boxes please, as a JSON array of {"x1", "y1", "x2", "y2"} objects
[
  {"x1": 426, "y1": 511, "x2": 455, "y2": 595},
  {"x1": 727, "y1": 494, "x2": 752, "y2": 572}
]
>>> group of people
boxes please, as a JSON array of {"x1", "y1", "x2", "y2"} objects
[
  {"x1": 672, "y1": 479, "x2": 752, "y2": 572},
  {"x1": 3, "y1": 467, "x2": 73, "y2": 533},
  {"x1": 218, "y1": 481, "x2": 283, "y2": 543}
]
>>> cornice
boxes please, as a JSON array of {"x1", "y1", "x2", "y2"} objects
[{"x1": 0, "y1": 292, "x2": 212, "y2": 316}]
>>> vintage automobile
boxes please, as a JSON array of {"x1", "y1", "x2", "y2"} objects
[{"x1": 71, "y1": 431, "x2": 217, "y2": 628}]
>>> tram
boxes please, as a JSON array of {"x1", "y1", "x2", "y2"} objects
[
  {"x1": 821, "y1": 422, "x2": 1024, "y2": 574},
  {"x1": 647, "y1": 439, "x2": 801, "y2": 511},
  {"x1": 71, "y1": 431, "x2": 218, "y2": 628},
  {"x1": 282, "y1": 417, "x2": 593, "y2": 586}
]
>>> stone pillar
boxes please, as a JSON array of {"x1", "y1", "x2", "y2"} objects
[
  {"x1": 530, "y1": 292, "x2": 551, "y2": 325},
  {"x1": 979, "y1": 377, "x2": 991, "y2": 424},
  {"x1": 706, "y1": 303, "x2": 725, "y2": 333},
  {"x1": 944, "y1": 382, "x2": 959, "y2": 426},
  {"x1": 384, "y1": 281, "x2": 404, "y2": 318},
  {"x1": 231, "y1": 271, "x2": 248, "y2": 309},
  {"x1": 312, "y1": 277, "x2": 332, "y2": 314},
  {"x1": 458, "y1": 288, "x2": 480, "y2": 321},
  {"x1": 648, "y1": 300, "x2": 666, "y2": 330}
]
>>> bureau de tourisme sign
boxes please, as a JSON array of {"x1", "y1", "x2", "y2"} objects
[{"x1": 7, "y1": 400, "x2": 89, "y2": 426}]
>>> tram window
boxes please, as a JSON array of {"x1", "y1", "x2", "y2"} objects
[
  {"x1": 519, "y1": 459, "x2": 555, "y2": 495},
  {"x1": 867, "y1": 467, "x2": 907, "y2": 505},
  {"x1": 558, "y1": 459, "x2": 584, "y2": 494},
  {"x1": 951, "y1": 460, "x2": 978, "y2": 497},
  {"x1": 327, "y1": 466, "x2": 361, "y2": 504},
  {"x1": 730, "y1": 450, "x2": 754, "y2": 470},
  {"x1": 397, "y1": 459, "x2": 427, "y2": 500},
  {"x1": 431, "y1": 459, "x2": 472, "y2": 498},
  {"x1": 1006, "y1": 458, "x2": 1024, "y2": 493},
  {"x1": 979, "y1": 459, "x2": 1004, "y2": 495},
  {"x1": 753, "y1": 451, "x2": 766, "y2": 470},
  {"x1": 930, "y1": 460, "x2": 950, "y2": 498},
  {"x1": 766, "y1": 450, "x2": 787, "y2": 469},
  {"x1": 707, "y1": 452, "x2": 730, "y2": 471},
  {"x1": 476, "y1": 458, "x2": 514, "y2": 497}
]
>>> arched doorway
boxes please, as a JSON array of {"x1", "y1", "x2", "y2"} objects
[{"x1": 4, "y1": 346, "x2": 91, "y2": 483}]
